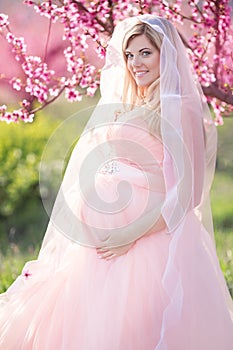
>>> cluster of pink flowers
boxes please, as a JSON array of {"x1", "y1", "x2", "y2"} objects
[
  {"x1": 0, "y1": 0, "x2": 103, "y2": 122},
  {"x1": 152, "y1": 0, "x2": 233, "y2": 122},
  {"x1": 186, "y1": 0, "x2": 233, "y2": 122},
  {"x1": 0, "y1": 0, "x2": 232, "y2": 124},
  {"x1": 0, "y1": 104, "x2": 34, "y2": 123},
  {"x1": 0, "y1": 13, "x2": 9, "y2": 27},
  {"x1": 0, "y1": 24, "x2": 56, "y2": 122},
  {"x1": 6, "y1": 30, "x2": 56, "y2": 105}
]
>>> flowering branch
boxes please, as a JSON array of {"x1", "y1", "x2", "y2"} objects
[{"x1": 0, "y1": 0, "x2": 232, "y2": 124}]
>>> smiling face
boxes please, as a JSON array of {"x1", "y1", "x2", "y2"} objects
[{"x1": 125, "y1": 34, "x2": 160, "y2": 93}]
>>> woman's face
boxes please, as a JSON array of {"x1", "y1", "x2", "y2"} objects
[{"x1": 125, "y1": 34, "x2": 160, "y2": 92}]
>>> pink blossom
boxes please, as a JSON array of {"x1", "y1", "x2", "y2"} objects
[
  {"x1": 87, "y1": 83, "x2": 99, "y2": 97},
  {"x1": 10, "y1": 77, "x2": 22, "y2": 91},
  {"x1": 2, "y1": 112, "x2": 15, "y2": 124},
  {"x1": 0, "y1": 13, "x2": 9, "y2": 28},
  {"x1": 65, "y1": 88, "x2": 82, "y2": 102},
  {"x1": 49, "y1": 87, "x2": 60, "y2": 97},
  {"x1": 23, "y1": 0, "x2": 34, "y2": 5},
  {"x1": 21, "y1": 99, "x2": 30, "y2": 108},
  {"x1": 0, "y1": 105, "x2": 7, "y2": 113},
  {"x1": 22, "y1": 269, "x2": 32, "y2": 280},
  {"x1": 96, "y1": 45, "x2": 106, "y2": 59},
  {"x1": 0, "y1": 107, "x2": 35, "y2": 124},
  {"x1": 21, "y1": 112, "x2": 35, "y2": 123}
]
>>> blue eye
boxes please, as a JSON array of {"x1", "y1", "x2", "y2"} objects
[
  {"x1": 125, "y1": 53, "x2": 133, "y2": 60},
  {"x1": 142, "y1": 51, "x2": 151, "y2": 56}
]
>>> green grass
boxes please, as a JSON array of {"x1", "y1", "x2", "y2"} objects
[
  {"x1": 211, "y1": 172, "x2": 233, "y2": 230},
  {"x1": 215, "y1": 229, "x2": 233, "y2": 296},
  {"x1": 0, "y1": 244, "x2": 39, "y2": 293},
  {"x1": 211, "y1": 171, "x2": 233, "y2": 296}
]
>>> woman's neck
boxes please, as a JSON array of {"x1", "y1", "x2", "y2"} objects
[{"x1": 138, "y1": 78, "x2": 160, "y2": 106}]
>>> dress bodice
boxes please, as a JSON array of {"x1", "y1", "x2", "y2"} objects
[{"x1": 106, "y1": 111, "x2": 164, "y2": 175}]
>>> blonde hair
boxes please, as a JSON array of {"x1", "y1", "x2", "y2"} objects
[{"x1": 122, "y1": 22, "x2": 163, "y2": 106}]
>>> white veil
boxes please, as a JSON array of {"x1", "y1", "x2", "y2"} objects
[
  {"x1": 38, "y1": 14, "x2": 218, "y2": 254},
  {"x1": 38, "y1": 11, "x2": 232, "y2": 332},
  {"x1": 95, "y1": 17, "x2": 222, "y2": 344},
  {"x1": 100, "y1": 15, "x2": 217, "y2": 236}
]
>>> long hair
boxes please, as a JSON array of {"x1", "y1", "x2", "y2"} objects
[{"x1": 122, "y1": 22, "x2": 163, "y2": 106}]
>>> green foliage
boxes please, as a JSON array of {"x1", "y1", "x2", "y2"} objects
[
  {"x1": 210, "y1": 170, "x2": 233, "y2": 296},
  {"x1": 0, "y1": 114, "x2": 60, "y2": 245},
  {"x1": 216, "y1": 118, "x2": 233, "y2": 173},
  {"x1": 211, "y1": 172, "x2": 233, "y2": 230},
  {"x1": 0, "y1": 96, "x2": 97, "y2": 245},
  {"x1": 0, "y1": 116, "x2": 56, "y2": 216},
  {"x1": 215, "y1": 229, "x2": 233, "y2": 296},
  {"x1": 0, "y1": 244, "x2": 38, "y2": 294}
]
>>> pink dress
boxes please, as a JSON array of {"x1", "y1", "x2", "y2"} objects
[{"x1": 0, "y1": 116, "x2": 232, "y2": 350}]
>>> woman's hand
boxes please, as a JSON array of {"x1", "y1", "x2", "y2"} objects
[{"x1": 96, "y1": 242, "x2": 135, "y2": 260}]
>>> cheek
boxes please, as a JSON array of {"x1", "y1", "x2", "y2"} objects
[
  {"x1": 150, "y1": 61, "x2": 160, "y2": 75},
  {"x1": 149, "y1": 54, "x2": 160, "y2": 72},
  {"x1": 127, "y1": 61, "x2": 132, "y2": 72},
  {"x1": 127, "y1": 62, "x2": 134, "y2": 77}
]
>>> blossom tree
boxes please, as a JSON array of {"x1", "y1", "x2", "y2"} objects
[{"x1": 0, "y1": 0, "x2": 232, "y2": 124}]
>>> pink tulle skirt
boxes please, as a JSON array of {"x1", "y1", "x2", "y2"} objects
[
  {"x1": 0, "y1": 212, "x2": 233, "y2": 349},
  {"x1": 0, "y1": 160, "x2": 233, "y2": 349}
]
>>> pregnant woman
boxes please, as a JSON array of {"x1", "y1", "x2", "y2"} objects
[{"x1": 0, "y1": 14, "x2": 233, "y2": 350}]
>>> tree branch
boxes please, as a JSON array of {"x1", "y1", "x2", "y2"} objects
[
  {"x1": 107, "y1": 0, "x2": 114, "y2": 35},
  {"x1": 71, "y1": 0, "x2": 114, "y2": 34},
  {"x1": 30, "y1": 85, "x2": 66, "y2": 114},
  {"x1": 202, "y1": 83, "x2": 233, "y2": 105}
]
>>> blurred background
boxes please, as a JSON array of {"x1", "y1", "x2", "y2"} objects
[{"x1": 0, "y1": 1, "x2": 233, "y2": 296}]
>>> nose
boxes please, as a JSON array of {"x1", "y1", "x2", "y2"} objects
[{"x1": 131, "y1": 54, "x2": 142, "y2": 67}]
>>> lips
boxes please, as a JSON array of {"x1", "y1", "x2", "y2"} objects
[{"x1": 134, "y1": 71, "x2": 148, "y2": 77}]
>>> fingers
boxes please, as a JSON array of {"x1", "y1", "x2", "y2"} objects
[
  {"x1": 98, "y1": 253, "x2": 116, "y2": 260},
  {"x1": 96, "y1": 242, "x2": 135, "y2": 260},
  {"x1": 96, "y1": 247, "x2": 116, "y2": 260},
  {"x1": 96, "y1": 247, "x2": 109, "y2": 252}
]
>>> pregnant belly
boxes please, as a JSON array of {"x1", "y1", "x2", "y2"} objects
[{"x1": 78, "y1": 160, "x2": 165, "y2": 245}]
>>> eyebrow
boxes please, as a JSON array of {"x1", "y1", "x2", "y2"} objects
[{"x1": 125, "y1": 47, "x2": 152, "y2": 53}]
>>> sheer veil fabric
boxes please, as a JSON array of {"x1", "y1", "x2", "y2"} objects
[
  {"x1": 0, "y1": 14, "x2": 233, "y2": 350},
  {"x1": 98, "y1": 14, "x2": 233, "y2": 347}
]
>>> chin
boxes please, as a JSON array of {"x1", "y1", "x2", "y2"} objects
[
  {"x1": 136, "y1": 81, "x2": 148, "y2": 88},
  {"x1": 135, "y1": 79, "x2": 152, "y2": 88}
]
